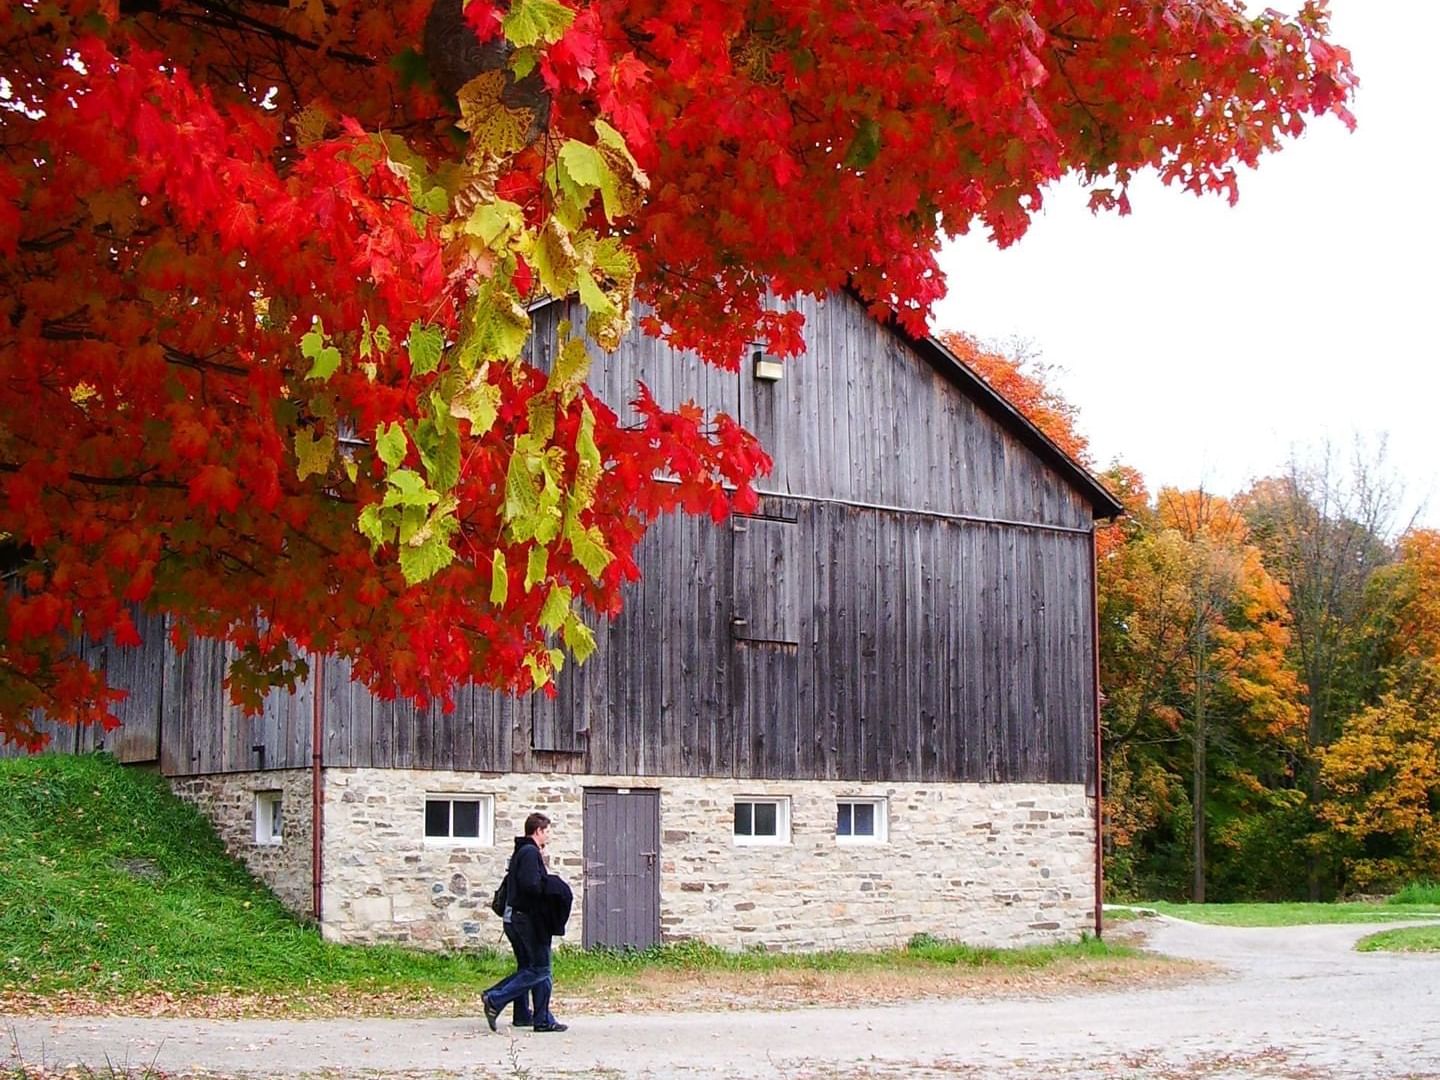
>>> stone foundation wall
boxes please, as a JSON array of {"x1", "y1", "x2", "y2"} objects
[
  {"x1": 169, "y1": 769, "x2": 314, "y2": 915},
  {"x1": 321, "y1": 769, "x2": 1095, "y2": 952}
]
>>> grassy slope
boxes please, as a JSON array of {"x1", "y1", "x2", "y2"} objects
[
  {"x1": 2, "y1": 754, "x2": 1139, "y2": 1008},
  {"x1": 0, "y1": 753, "x2": 510, "y2": 996}
]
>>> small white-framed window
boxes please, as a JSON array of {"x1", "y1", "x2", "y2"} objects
[
  {"x1": 424, "y1": 795, "x2": 495, "y2": 845},
  {"x1": 836, "y1": 798, "x2": 888, "y2": 844},
  {"x1": 254, "y1": 790, "x2": 283, "y2": 846},
  {"x1": 733, "y1": 797, "x2": 791, "y2": 845}
]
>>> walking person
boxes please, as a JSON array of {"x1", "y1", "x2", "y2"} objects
[{"x1": 482, "y1": 812, "x2": 573, "y2": 1033}]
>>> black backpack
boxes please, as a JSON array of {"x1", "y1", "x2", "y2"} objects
[{"x1": 489, "y1": 870, "x2": 509, "y2": 917}]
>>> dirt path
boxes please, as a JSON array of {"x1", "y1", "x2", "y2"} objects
[{"x1": 6, "y1": 918, "x2": 1439, "y2": 1079}]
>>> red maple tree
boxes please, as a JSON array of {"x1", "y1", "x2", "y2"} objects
[{"x1": 0, "y1": 0, "x2": 1355, "y2": 746}]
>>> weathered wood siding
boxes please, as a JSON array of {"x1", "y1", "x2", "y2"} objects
[
  {"x1": 528, "y1": 498, "x2": 1095, "y2": 785},
  {"x1": 157, "y1": 635, "x2": 316, "y2": 776},
  {"x1": 1, "y1": 607, "x2": 163, "y2": 764},
  {"x1": 147, "y1": 495, "x2": 1092, "y2": 786},
  {"x1": 531, "y1": 293, "x2": 1092, "y2": 531},
  {"x1": 10, "y1": 292, "x2": 1102, "y2": 790}
]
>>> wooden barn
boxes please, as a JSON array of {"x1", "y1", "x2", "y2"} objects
[{"x1": 9, "y1": 291, "x2": 1122, "y2": 952}]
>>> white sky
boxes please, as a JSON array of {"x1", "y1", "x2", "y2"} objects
[{"x1": 932, "y1": 0, "x2": 1439, "y2": 528}]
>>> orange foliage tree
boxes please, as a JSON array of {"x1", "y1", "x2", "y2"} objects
[
  {"x1": 1, "y1": 1, "x2": 1356, "y2": 745},
  {"x1": 936, "y1": 332, "x2": 1088, "y2": 463},
  {"x1": 1319, "y1": 530, "x2": 1440, "y2": 889},
  {"x1": 1099, "y1": 489, "x2": 1303, "y2": 899}
]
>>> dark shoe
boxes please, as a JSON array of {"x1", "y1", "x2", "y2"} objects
[
  {"x1": 513, "y1": 1018, "x2": 533, "y2": 1028},
  {"x1": 482, "y1": 996, "x2": 500, "y2": 1032},
  {"x1": 532, "y1": 1021, "x2": 568, "y2": 1033}
]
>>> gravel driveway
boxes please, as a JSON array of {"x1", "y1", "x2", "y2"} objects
[{"x1": 6, "y1": 918, "x2": 1438, "y2": 1079}]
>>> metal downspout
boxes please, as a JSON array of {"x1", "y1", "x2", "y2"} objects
[
  {"x1": 311, "y1": 653, "x2": 325, "y2": 924},
  {"x1": 1091, "y1": 525, "x2": 1104, "y2": 938}
]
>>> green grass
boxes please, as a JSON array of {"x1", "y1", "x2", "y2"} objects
[
  {"x1": 1101, "y1": 906, "x2": 1147, "y2": 924},
  {"x1": 0, "y1": 753, "x2": 516, "y2": 996},
  {"x1": 560, "y1": 932, "x2": 1123, "y2": 981},
  {"x1": 3, "y1": 1065, "x2": 169, "y2": 1079},
  {"x1": 1356, "y1": 924, "x2": 1440, "y2": 953},
  {"x1": 1390, "y1": 880, "x2": 1440, "y2": 906},
  {"x1": 1, "y1": 754, "x2": 1137, "y2": 1007},
  {"x1": 1144, "y1": 900, "x2": 1440, "y2": 928}
]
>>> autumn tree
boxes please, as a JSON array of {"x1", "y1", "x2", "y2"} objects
[
  {"x1": 936, "y1": 332, "x2": 1088, "y2": 464},
  {"x1": 0, "y1": 0, "x2": 1357, "y2": 746},
  {"x1": 1319, "y1": 530, "x2": 1440, "y2": 890},
  {"x1": 1238, "y1": 446, "x2": 1402, "y2": 895},
  {"x1": 1100, "y1": 489, "x2": 1303, "y2": 900}
]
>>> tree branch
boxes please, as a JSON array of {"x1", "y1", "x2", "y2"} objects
[{"x1": 0, "y1": 462, "x2": 186, "y2": 491}]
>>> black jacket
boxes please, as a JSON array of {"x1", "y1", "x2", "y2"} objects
[
  {"x1": 505, "y1": 836, "x2": 546, "y2": 914},
  {"x1": 505, "y1": 836, "x2": 573, "y2": 936},
  {"x1": 541, "y1": 874, "x2": 574, "y2": 938}
]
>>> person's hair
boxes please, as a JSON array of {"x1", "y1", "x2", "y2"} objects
[{"x1": 524, "y1": 812, "x2": 551, "y2": 837}]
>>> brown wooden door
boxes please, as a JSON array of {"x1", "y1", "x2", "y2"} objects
[{"x1": 582, "y1": 788, "x2": 661, "y2": 949}]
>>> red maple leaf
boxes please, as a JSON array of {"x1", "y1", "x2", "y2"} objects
[{"x1": 188, "y1": 465, "x2": 244, "y2": 516}]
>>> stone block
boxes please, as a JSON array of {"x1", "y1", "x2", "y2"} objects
[{"x1": 349, "y1": 895, "x2": 394, "y2": 923}]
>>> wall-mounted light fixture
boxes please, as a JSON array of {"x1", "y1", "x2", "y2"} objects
[{"x1": 752, "y1": 346, "x2": 784, "y2": 382}]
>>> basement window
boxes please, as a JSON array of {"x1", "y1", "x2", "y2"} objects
[
  {"x1": 254, "y1": 790, "x2": 283, "y2": 846},
  {"x1": 733, "y1": 797, "x2": 790, "y2": 846},
  {"x1": 836, "y1": 798, "x2": 888, "y2": 845},
  {"x1": 424, "y1": 795, "x2": 495, "y2": 846}
]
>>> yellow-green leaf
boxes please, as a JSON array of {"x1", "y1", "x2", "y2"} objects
[
  {"x1": 576, "y1": 268, "x2": 616, "y2": 318},
  {"x1": 559, "y1": 139, "x2": 604, "y2": 190},
  {"x1": 594, "y1": 118, "x2": 644, "y2": 178},
  {"x1": 504, "y1": 449, "x2": 542, "y2": 525},
  {"x1": 567, "y1": 522, "x2": 612, "y2": 579},
  {"x1": 407, "y1": 321, "x2": 445, "y2": 376},
  {"x1": 376, "y1": 421, "x2": 408, "y2": 469},
  {"x1": 399, "y1": 533, "x2": 456, "y2": 585},
  {"x1": 526, "y1": 545, "x2": 549, "y2": 592},
  {"x1": 509, "y1": 46, "x2": 538, "y2": 80},
  {"x1": 502, "y1": 0, "x2": 576, "y2": 48},
  {"x1": 357, "y1": 504, "x2": 390, "y2": 548},
  {"x1": 548, "y1": 337, "x2": 591, "y2": 402},
  {"x1": 455, "y1": 71, "x2": 534, "y2": 156},
  {"x1": 562, "y1": 612, "x2": 597, "y2": 663},
  {"x1": 419, "y1": 422, "x2": 461, "y2": 494},
  {"x1": 490, "y1": 548, "x2": 509, "y2": 606},
  {"x1": 539, "y1": 584, "x2": 572, "y2": 632},
  {"x1": 465, "y1": 284, "x2": 531, "y2": 362},
  {"x1": 570, "y1": 401, "x2": 602, "y2": 509},
  {"x1": 593, "y1": 236, "x2": 638, "y2": 292},
  {"x1": 382, "y1": 469, "x2": 439, "y2": 509},
  {"x1": 450, "y1": 368, "x2": 501, "y2": 435},
  {"x1": 526, "y1": 396, "x2": 557, "y2": 443},
  {"x1": 294, "y1": 428, "x2": 336, "y2": 482},
  {"x1": 523, "y1": 651, "x2": 552, "y2": 690},
  {"x1": 464, "y1": 199, "x2": 525, "y2": 247},
  {"x1": 529, "y1": 218, "x2": 579, "y2": 297},
  {"x1": 301, "y1": 325, "x2": 342, "y2": 382}
]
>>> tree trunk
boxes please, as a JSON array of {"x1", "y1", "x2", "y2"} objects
[{"x1": 1192, "y1": 638, "x2": 1208, "y2": 904}]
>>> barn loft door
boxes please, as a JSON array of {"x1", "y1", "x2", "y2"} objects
[
  {"x1": 730, "y1": 500, "x2": 802, "y2": 645},
  {"x1": 582, "y1": 788, "x2": 661, "y2": 949}
]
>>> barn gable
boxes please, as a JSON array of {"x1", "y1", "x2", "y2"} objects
[{"x1": 533, "y1": 291, "x2": 1120, "y2": 529}]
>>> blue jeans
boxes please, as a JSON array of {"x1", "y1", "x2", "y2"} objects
[
  {"x1": 498, "y1": 923, "x2": 539, "y2": 1025},
  {"x1": 485, "y1": 911, "x2": 553, "y2": 1025}
]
